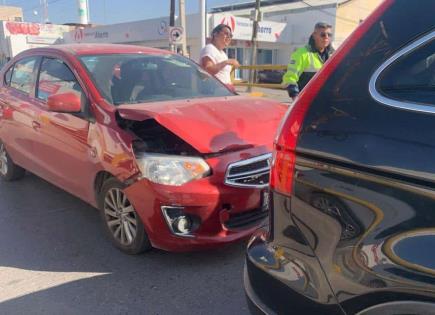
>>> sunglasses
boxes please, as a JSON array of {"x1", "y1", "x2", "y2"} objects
[
  {"x1": 221, "y1": 31, "x2": 233, "y2": 39},
  {"x1": 320, "y1": 32, "x2": 333, "y2": 38}
]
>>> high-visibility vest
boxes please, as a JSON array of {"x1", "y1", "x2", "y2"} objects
[{"x1": 282, "y1": 45, "x2": 325, "y2": 90}]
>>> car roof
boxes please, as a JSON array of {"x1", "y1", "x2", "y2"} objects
[{"x1": 22, "y1": 43, "x2": 173, "y2": 56}]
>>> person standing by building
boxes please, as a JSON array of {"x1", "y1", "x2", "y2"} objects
[
  {"x1": 200, "y1": 24, "x2": 240, "y2": 85},
  {"x1": 282, "y1": 22, "x2": 335, "y2": 98}
]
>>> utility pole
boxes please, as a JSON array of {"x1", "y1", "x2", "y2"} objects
[
  {"x1": 169, "y1": 0, "x2": 176, "y2": 52},
  {"x1": 86, "y1": 0, "x2": 90, "y2": 23},
  {"x1": 179, "y1": 0, "x2": 187, "y2": 55},
  {"x1": 248, "y1": 0, "x2": 261, "y2": 92},
  {"x1": 199, "y1": 0, "x2": 206, "y2": 52},
  {"x1": 41, "y1": 0, "x2": 49, "y2": 23},
  {"x1": 77, "y1": 0, "x2": 89, "y2": 24}
]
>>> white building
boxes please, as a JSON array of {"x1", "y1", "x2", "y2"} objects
[
  {"x1": 0, "y1": 21, "x2": 73, "y2": 65},
  {"x1": 211, "y1": 0, "x2": 383, "y2": 65},
  {"x1": 62, "y1": 0, "x2": 383, "y2": 76},
  {"x1": 62, "y1": 13, "x2": 286, "y2": 81}
]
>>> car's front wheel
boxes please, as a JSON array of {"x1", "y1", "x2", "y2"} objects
[
  {"x1": 98, "y1": 178, "x2": 151, "y2": 254},
  {"x1": 0, "y1": 142, "x2": 25, "y2": 181}
]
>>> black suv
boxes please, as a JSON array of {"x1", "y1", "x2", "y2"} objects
[{"x1": 245, "y1": 0, "x2": 435, "y2": 314}]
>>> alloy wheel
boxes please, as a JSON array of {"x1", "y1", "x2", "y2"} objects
[{"x1": 103, "y1": 187, "x2": 138, "y2": 246}]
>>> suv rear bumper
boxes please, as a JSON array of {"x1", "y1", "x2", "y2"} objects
[
  {"x1": 244, "y1": 265, "x2": 275, "y2": 315},
  {"x1": 244, "y1": 230, "x2": 345, "y2": 315}
]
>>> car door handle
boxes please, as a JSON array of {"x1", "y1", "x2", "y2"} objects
[{"x1": 32, "y1": 121, "x2": 41, "y2": 130}]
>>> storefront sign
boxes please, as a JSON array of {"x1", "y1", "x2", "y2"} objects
[
  {"x1": 26, "y1": 36, "x2": 59, "y2": 45},
  {"x1": 65, "y1": 17, "x2": 170, "y2": 44},
  {"x1": 212, "y1": 14, "x2": 286, "y2": 42},
  {"x1": 158, "y1": 20, "x2": 168, "y2": 35},
  {"x1": 6, "y1": 22, "x2": 40, "y2": 35},
  {"x1": 4, "y1": 22, "x2": 72, "y2": 38}
]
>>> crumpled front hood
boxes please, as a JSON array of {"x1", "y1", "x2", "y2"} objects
[{"x1": 117, "y1": 96, "x2": 287, "y2": 154}]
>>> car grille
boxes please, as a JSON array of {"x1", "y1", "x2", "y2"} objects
[
  {"x1": 224, "y1": 208, "x2": 268, "y2": 230},
  {"x1": 225, "y1": 153, "x2": 272, "y2": 188}
]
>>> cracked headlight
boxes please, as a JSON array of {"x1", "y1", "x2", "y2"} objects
[{"x1": 135, "y1": 153, "x2": 210, "y2": 186}]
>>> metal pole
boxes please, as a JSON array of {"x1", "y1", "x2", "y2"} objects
[
  {"x1": 169, "y1": 0, "x2": 175, "y2": 52},
  {"x1": 248, "y1": 0, "x2": 261, "y2": 92},
  {"x1": 86, "y1": 0, "x2": 90, "y2": 23},
  {"x1": 43, "y1": 0, "x2": 49, "y2": 23},
  {"x1": 199, "y1": 0, "x2": 206, "y2": 52},
  {"x1": 77, "y1": 0, "x2": 89, "y2": 24},
  {"x1": 179, "y1": 0, "x2": 187, "y2": 56},
  {"x1": 39, "y1": 0, "x2": 43, "y2": 23}
]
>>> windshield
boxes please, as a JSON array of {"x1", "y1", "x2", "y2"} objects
[{"x1": 79, "y1": 53, "x2": 234, "y2": 105}]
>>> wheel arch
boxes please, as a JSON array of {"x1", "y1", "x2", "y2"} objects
[
  {"x1": 356, "y1": 301, "x2": 435, "y2": 315},
  {"x1": 93, "y1": 170, "x2": 116, "y2": 206}
]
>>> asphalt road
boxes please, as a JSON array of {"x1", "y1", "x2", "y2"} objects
[{"x1": 0, "y1": 173, "x2": 251, "y2": 315}]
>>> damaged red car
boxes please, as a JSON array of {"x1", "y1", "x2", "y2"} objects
[{"x1": 0, "y1": 44, "x2": 286, "y2": 254}]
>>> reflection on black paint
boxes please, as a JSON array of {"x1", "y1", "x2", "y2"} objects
[
  {"x1": 310, "y1": 193, "x2": 362, "y2": 241},
  {"x1": 394, "y1": 234, "x2": 435, "y2": 269}
]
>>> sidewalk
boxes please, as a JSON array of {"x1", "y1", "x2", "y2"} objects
[{"x1": 235, "y1": 86, "x2": 292, "y2": 105}]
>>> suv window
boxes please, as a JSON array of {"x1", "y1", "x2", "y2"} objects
[
  {"x1": 37, "y1": 58, "x2": 84, "y2": 103},
  {"x1": 10, "y1": 57, "x2": 37, "y2": 94},
  {"x1": 378, "y1": 38, "x2": 435, "y2": 105}
]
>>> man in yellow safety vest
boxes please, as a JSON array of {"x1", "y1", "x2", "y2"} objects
[{"x1": 282, "y1": 22, "x2": 335, "y2": 98}]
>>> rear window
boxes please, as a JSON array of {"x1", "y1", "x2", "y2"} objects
[
  {"x1": 79, "y1": 54, "x2": 234, "y2": 105},
  {"x1": 378, "y1": 38, "x2": 435, "y2": 105},
  {"x1": 10, "y1": 57, "x2": 37, "y2": 94}
]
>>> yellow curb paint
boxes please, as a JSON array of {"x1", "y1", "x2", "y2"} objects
[{"x1": 250, "y1": 92, "x2": 264, "y2": 97}]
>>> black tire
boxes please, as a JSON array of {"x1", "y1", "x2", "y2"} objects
[
  {"x1": 98, "y1": 177, "x2": 151, "y2": 254},
  {"x1": 0, "y1": 142, "x2": 25, "y2": 181}
]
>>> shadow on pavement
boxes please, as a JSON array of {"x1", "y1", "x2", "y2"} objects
[{"x1": 0, "y1": 173, "x2": 250, "y2": 314}]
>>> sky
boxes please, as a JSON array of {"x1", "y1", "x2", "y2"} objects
[{"x1": 3, "y1": 0, "x2": 247, "y2": 25}]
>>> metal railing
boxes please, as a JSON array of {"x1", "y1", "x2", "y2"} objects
[{"x1": 230, "y1": 64, "x2": 287, "y2": 89}]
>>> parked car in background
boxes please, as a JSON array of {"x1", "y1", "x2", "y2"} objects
[
  {"x1": 0, "y1": 44, "x2": 286, "y2": 254},
  {"x1": 245, "y1": 0, "x2": 435, "y2": 314},
  {"x1": 257, "y1": 69, "x2": 285, "y2": 84}
]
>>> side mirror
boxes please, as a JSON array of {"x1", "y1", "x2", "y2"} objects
[{"x1": 47, "y1": 92, "x2": 82, "y2": 113}]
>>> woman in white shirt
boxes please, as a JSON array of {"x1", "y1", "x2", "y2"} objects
[{"x1": 200, "y1": 24, "x2": 240, "y2": 85}]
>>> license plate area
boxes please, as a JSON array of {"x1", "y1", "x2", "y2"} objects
[{"x1": 261, "y1": 188, "x2": 270, "y2": 212}]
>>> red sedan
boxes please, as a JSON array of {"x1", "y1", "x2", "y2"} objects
[{"x1": 0, "y1": 44, "x2": 286, "y2": 254}]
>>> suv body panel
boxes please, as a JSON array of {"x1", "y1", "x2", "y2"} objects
[{"x1": 246, "y1": 1, "x2": 435, "y2": 313}]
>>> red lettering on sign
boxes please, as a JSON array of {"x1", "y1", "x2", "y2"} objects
[{"x1": 6, "y1": 22, "x2": 40, "y2": 35}]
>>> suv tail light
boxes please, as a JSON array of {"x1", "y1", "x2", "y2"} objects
[
  {"x1": 270, "y1": 0, "x2": 393, "y2": 197},
  {"x1": 270, "y1": 92, "x2": 310, "y2": 196}
]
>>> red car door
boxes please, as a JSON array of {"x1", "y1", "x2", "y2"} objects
[
  {"x1": 0, "y1": 56, "x2": 40, "y2": 172},
  {"x1": 31, "y1": 56, "x2": 95, "y2": 201}
]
